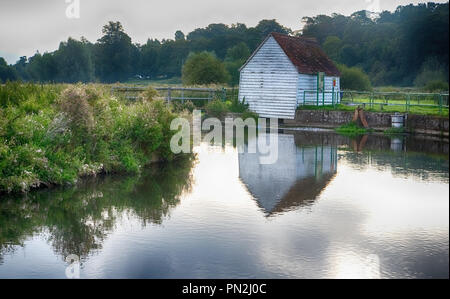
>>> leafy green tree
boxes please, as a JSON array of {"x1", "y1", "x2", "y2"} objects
[
  {"x1": 414, "y1": 57, "x2": 448, "y2": 87},
  {"x1": 13, "y1": 56, "x2": 29, "y2": 81},
  {"x1": 224, "y1": 60, "x2": 243, "y2": 87},
  {"x1": 27, "y1": 52, "x2": 58, "y2": 82},
  {"x1": 95, "y1": 21, "x2": 135, "y2": 82},
  {"x1": 182, "y1": 51, "x2": 230, "y2": 85},
  {"x1": 225, "y1": 42, "x2": 251, "y2": 62},
  {"x1": 322, "y1": 36, "x2": 342, "y2": 62},
  {"x1": 175, "y1": 30, "x2": 185, "y2": 41},
  {"x1": 337, "y1": 64, "x2": 372, "y2": 91},
  {"x1": 224, "y1": 43, "x2": 251, "y2": 86},
  {"x1": 140, "y1": 39, "x2": 161, "y2": 78},
  {"x1": 302, "y1": 3, "x2": 449, "y2": 86},
  {"x1": 255, "y1": 19, "x2": 291, "y2": 38},
  {"x1": 0, "y1": 58, "x2": 18, "y2": 83},
  {"x1": 54, "y1": 38, "x2": 94, "y2": 83}
]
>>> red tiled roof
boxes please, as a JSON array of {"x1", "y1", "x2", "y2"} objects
[{"x1": 271, "y1": 32, "x2": 341, "y2": 77}]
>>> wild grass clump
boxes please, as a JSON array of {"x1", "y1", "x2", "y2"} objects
[
  {"x1": 241, "y1": 111, "x2": 259, "y2": 122},
  {"x1": 138, "y1": 86, "x2": 160, "y2": 102},
  {"x1": 0, "y1": 83, "x2": 181, "y2": 193},
  {"x1": 205, "y1": 100, "x2": 229, "y2": 119},
  {"x1": 172, "y1": 100, "x2": 196, "y2": 113},
  {"x1": 226, "y1": 97, "x2": 249, "y2": 113},
  {"x1": 58, "y1": 85, "x2": 95, "y2": 138},
  {"x1": 335, "y1": 122, "x2": 371, "y2": 137}
]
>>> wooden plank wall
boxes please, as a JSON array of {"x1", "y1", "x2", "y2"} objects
[{"x1": 239, "y1": 36, "x2": 299, "y2": 119}]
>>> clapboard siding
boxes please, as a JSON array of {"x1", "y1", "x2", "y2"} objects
[
  {"x1": 239, "y1": 36, "x2": 299, "y2": 119},
  {"x1": 238, "y1": 34, "x2": 341, "y2": 119}
]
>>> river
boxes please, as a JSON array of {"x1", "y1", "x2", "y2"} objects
[{"x1": 0, "y1": 130, "x2": 448, "y2": 278}]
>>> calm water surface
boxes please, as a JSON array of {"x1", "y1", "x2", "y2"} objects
[{"x1": 0, "y1": 131, "x2": 448, "y2": 278}]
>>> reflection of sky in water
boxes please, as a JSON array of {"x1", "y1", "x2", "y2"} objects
[{"x1": 0, "y1": 133, "x2": 448, "y2": 278}]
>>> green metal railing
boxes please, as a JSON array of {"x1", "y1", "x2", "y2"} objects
[
  {"x1": 301, "y1": 90, "x2": 342, "y2": 107},
  {"x1": 111, "y1": 86, "x2": 230, "y2": 103},
  {"x1": 300, "y1": 90, "x2": 449, "y2": 115}
]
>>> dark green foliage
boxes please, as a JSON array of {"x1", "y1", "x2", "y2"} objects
[
  {"x1": 241, "y1": 111, "x2": 259, "y2": 122},
  {"x1": 335, "y1": 122, "x2": 371, "y2": 137},
  {"x1": 302, "y1": 3, "x2": 449, "y2": 86},
  {"x1": 338, "y1": 64, "x2": 372, "y2": 91},
  {"x1": 95, "y1": 22, "x2": 135, "y2": 83},
  {"x1": 227, "y1": 97, "x2": 249, "y2": 113},
  {"x1": 424, "y1": 80, "x2": 449, "y2": 92},
  {"x1": 0, "y1": 58, "x2": 18, "y2": 83},
  {"x1": 205, "y1": 100, "x2": 229, "y2": 118},
  {"x1": 224, "y1": 42, "x2": 251, "y2": 86},
  {"x1": 182, "y1": 52, "x2": 230, "y2": 85},
  {"x1": 414, "y1": 57, "x2": 449, "y2": 89},
  {"x1": 255, "y1": 19, "x2": 292, "y2": 37},
  {"x1": 5, "y1": 19, "x2": 287, "y2": 85},
  {"x1": 54, "y1": 38, "x2": 95, "y2": 83}
]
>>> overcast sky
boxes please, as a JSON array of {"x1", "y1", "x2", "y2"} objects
[{"x1": 0, "y1": 0, "x2": 447, "y2": 64}]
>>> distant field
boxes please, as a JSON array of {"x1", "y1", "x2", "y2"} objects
[
  {"x1": 299, "y1": 103, "x2": 449, "y2": 117},
  {"x1": 338, "y1": 91, "x2": 449, "y2": 117},
  {"x1": 125, "y1": 77, "x2": 182, "y2": 86}
]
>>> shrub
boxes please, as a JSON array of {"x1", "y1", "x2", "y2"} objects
[
  {"x1": 58, "y1": 85, "x2": 95, "y2": 138},
  {"x1": 228, "y1": 97, "x2": 249, "y2": 113},
  {"x1": 337, "y1": 64, "x2": 372, "y2": 91},
  {"x1": 182, "y1": 52, "x2": 230, "y2": 85},
  {"x1": 172, "y1": 100, "x2": 196, "y2": 113},
  {"x1": 205, "y1": 100, "x2": 229, "y2": 118},
  {"x1": 424, "y1": 80, "x2": 449, "y2": 93},
  {"x1": 414, "y1": 57, "x2": 448, "y2": 88},
  {"x1": 138, "y1": 86, "x2": 159, "y2": 102},
  {"x1": 241, "y1": 111, "x2": 259, "y2": 122},
  {"x1": 0, "y1": 84, "x2": 184, "y2": 193}
]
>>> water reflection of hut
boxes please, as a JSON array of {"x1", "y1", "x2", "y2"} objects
[{"x1": 238, "y1": 134, "x2": 337, "y2": 215}]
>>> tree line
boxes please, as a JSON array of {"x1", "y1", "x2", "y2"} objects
[
  {"x1": 0, "y1": 20, "x2": 289, "y2": 85},
  {"x1": 0, "y1": 2, "x2": 448, "y2": 89}
]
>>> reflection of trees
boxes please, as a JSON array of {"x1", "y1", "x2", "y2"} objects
[
  {"x1": 0, "y1": 154, "x2": 195, "y2": 261},
  {"x1": 341, "y1": 150, "x2": 449, "y2": 183},
  {"x1": 289, "y1": 130, "x2": 448, "y2": 183}
]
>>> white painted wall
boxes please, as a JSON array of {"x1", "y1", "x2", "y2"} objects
[
  {"x1": 239, "y1": 36, "x2": 299, "y2": 119},
  {"x1": 239, "y1": 36, "x2": 341, "y2": 119}
]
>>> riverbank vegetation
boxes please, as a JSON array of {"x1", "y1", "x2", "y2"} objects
[
  {"x1": 335, "y1": 122, "x2": 372, "y2": 137},
  {"x1": 0, "y1": 83, "x2": 187, "y2": 193},
  {"x1": 205, "y1": 97, "x2": 257, "y2": 120}
]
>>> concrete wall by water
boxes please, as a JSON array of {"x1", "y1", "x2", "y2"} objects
[{"x1": 284, "y1": 110, "x2": 449, "y2": 136}]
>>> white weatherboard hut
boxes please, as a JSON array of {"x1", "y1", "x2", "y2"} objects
[{"x1": 238, "y1": 32, "x2": 341, "y2": 119}]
